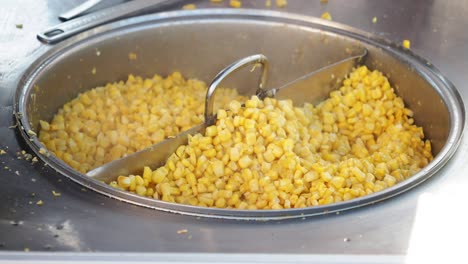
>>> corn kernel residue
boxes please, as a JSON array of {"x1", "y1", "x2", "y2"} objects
[
  {"x1": 275, "y1": 0, "x2": 287, "y2": 8},
  {"x1": 229, "y1": 0, "x2": 242, "y2": 8},
  {"x1": 114, "y1": 66, "x2": 433, "y2": 209},
  {"x1": 38, "y1": 72, "x2": 245, "y2": 173},
  {"x1": 182, "y1": 4, "x2": 196, "y2": 10},
  {"x1": 128, "y1": 52, "x2": 137, "y2": 60},
  {"x1": 321, "y1": 11, "x2": 332, "y2": 21},
  {"x1": 403, "y1": 39, "x2": 411, "y2": 49}
]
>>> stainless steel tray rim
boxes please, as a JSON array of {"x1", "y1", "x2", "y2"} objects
[{"x1": 14, "y1": 8, "x2": 465, "y2": 220}]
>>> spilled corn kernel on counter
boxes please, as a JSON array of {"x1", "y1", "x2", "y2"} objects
[{"x1": 38, "y1": 66, "x2": 433, "y2": 210}]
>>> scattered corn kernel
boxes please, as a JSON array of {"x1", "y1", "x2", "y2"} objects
[
  {"x1": 182, "y1": 4, "x2": 196, "y2": 10},
  {"x1": 128, "y1": 52, "x2": 137, "y2": 60},
  {"x1": 372, "y1": 16, "x2": 377, "y2": 23},
  {"x1": 177, "y1": 229, "x2": 188, "y2": 234},
  {"x1": 276, "y1": 0, "x2": 287, "y2": 8},
  {"x1": 229, "y1": 0, "x2": 242, "y2": 8},
  {"x1": 403, "y1": 39, "x2": 411, "y2": 49},
  {"x1": 321, "y1": 11, "x2": 332, "y2": 21}
]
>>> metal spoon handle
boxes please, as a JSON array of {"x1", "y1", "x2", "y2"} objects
[
  {"x1": 38, "y1": 0, "x2": 182, "y2": 44},
  {"x1": 87, "y1": 54, "x2": 270, "y2": 181},
  {"x1": 205, "y1": 54, "x2": 269, "y2": 125},
  {"x1": 58, "y1": 0, "x2": 104, "y2": 21}
]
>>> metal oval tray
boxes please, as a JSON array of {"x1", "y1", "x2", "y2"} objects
[{"x1": 14, "y1": 9, "x2": 465, "y2": 220}]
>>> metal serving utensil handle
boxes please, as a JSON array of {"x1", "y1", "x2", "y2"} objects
[
  {"x1": 37, "y1": 0, "x2": 182, "y2": 44},
  {"x1": 87, "y1": 54, "x2": 269, "y2": 181},
  {"x1": 204, "y1": 54, "x2": 269, "y2": 125},
  {"x1": 58, "y1": 0, "x2": 104, "y2": 21}
]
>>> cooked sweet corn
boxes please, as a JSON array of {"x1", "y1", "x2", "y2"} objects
[
  {"x1": 114, "y1": 66, "x2": 433, "y2": 209},
  {"x1": 38, "y1": 72, "x2": 245, "y2": 173}
]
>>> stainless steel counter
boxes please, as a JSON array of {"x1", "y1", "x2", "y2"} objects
[{"x1": 1, "y1": 0, "x2": 467, "y2": 263}]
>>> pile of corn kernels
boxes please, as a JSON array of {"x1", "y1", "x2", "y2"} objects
[
  {"x1": 38, "y1": 72, "x2": 245, "y2": 173},
  {"x1": 110, "y1": 66, "x2": 433, "y2": 209}
]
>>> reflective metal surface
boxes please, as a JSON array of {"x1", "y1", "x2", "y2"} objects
[
  {"x1": 14, "y1": 10, "x2": 464, "y2": 220},
  {"x1": 38, "y1": 0, "x2": 185, "y2": 44},
  {"x1": 1, "y1": 0, "x2": 468, "y2": 263},
  {"x1": 271, "y1": 48, "x2": 367, "y2": 105},
  {"x1": 58, "y1": 0, "x2": 104, "y2": 21}
]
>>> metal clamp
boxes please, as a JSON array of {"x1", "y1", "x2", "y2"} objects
[{"x1": 204, "y1": 54, "x2": 269, "y2": 125}]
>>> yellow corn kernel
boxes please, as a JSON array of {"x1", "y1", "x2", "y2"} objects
[
  {"x1": 218, "y1": 129, "x2": 232, "y2": 142},
  {"x1": 135, "y1": 175, "x2": 144, "y2": 186},
  {"x1": 263, "y1": 150, "x2": 275, "y2": 163},
  {"x1": 321, "y1": 12, "x2": 332, "y2": 21},
  {"x1": 271, "y1": 145, "x2": 283, "y2": 158},
  {"x1": 109, "y1": 181, "x2": 118, "y2": 188},
  {"x1": 152, "y1": 167, "x2": 168, "y2": 184},
  {"x1": 215, "y1": 197, "x2": 226, "y2": 208},
  {"x1": 143, "y1": 166, "x2": 152, "y2": 180},
  {"x1": 229, "y1": 147, "x2": 241, "y2": 161},
  {"x1": 403, "y1": 39, "x2": 411, "y2": 49},
  {"x1": 182, "y1": 4, "x2": 196, "y2": 10},
  {"x1": 238, "y1": 156, "x2": 252, "y2": 169},
  {"x1": 204, "y1": 148, "x2": 217, "y2": 158},
  {"x1": 205, "y1": 126, "x2": 218, "y2": 137},
  {"x1": 136, "y1": 185, "x2": 147, "y2": 196},
  {"x1": 384, "y1": 174, "x2": 397, "y2": 187},
  {"x1": 276, "y1": 0, "x2": 287, "y2": 8},
  {"x1": 212, "y1": 160, "x2": 225, "y2": 177},
  {"x1": 229, "y1": 0, "x2": 242, "y2": 8},
  {"x1": 39, "y1": 120, "x2": 50, "y2": 131},
  {"x1": 117, "y1": 176, "x2": 131, "y2": 188},
  {"x1": 249, "y1": 178, "x2": 260, "y2": 192},
  {"x1": 245, "y1": 132, "x2": 256, "y2": 145},
  {"x1": 330, "y1": 176, "x2": 345, "y2": 189}
]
